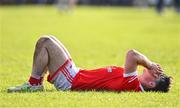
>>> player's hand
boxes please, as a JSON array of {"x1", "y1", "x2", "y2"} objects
[{"x1": 149, "y1": 63, "x2": 164, "y2": 77}]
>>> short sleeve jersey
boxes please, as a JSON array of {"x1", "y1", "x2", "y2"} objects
[{"x1": 71, "y1": 66, "x2": 144, "y2": 92}]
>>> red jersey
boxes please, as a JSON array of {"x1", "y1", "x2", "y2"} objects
[{"x1": 71, "y1": 66, "x2": 144, "y2": 92}]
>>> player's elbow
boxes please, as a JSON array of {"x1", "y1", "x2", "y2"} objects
[
  {"x1": 126, "y1": 49, "x2": 138, "y2": 59},
  {"x1": 127, "y1": 49, "x2": 137, "y2": 56}
]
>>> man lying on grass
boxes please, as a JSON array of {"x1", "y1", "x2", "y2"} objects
[{"x1": 8, "y1": 36, "x2": 172, "y2": 93}]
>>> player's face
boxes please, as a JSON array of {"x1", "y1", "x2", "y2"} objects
[{"x1": 142, "y1": 68, "x2": 157, "y2": 88}]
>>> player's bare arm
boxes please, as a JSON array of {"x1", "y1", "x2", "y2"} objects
[{"x1": 125, "y1": 49, "x2": 163, "y2": 78}]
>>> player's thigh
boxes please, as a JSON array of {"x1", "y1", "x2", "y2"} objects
[
  {"x1": 44, "y1": 37, "x2": 71, "y2": 74},
  {"x1": 49, "y1": 35, "x2": 71, "y2": 59}
]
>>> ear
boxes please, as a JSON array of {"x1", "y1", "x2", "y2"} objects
[{"x1": 149, "y1": 82, "x2": 156, "y2": 88}]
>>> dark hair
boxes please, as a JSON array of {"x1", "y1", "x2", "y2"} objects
[{"x1": 145, "y1": 74, "x2": 172, "y2": 92}]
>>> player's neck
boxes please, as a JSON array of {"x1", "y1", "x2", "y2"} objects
[
  {"x1": 138, "y1": 75, "x2": 144, "y2": 84},
  {"x1": 138, "y1": 74, "x2": 149, "y2": 90}
]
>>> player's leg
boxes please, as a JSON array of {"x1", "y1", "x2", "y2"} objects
[
  {"x1": 30, "y1": 36, "x2": 70, "y2": 83},
  {"x1": 31, "y1": 36, "x2": 70, "y2": 77},
  {"x1": 30, "y1": 36, "x2": 49, "y2": 82},
  {"x1": 46, "y1": 35, "x2": 79, "y2": 90},
  {"x1": 48, "y1": 35, "x2": 71, "y2": 59},
  {"x1": 8, "y1": 36, "x2": 71, "y2": 92}
]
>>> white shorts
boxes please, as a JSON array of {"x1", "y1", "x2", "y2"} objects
[{"x1": 47, "y1": 59, "x2": 79, "y2": 91}]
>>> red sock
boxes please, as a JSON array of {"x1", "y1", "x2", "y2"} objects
[{"x1": 28, "y1": 76, "x2": 43, "y2": 85}]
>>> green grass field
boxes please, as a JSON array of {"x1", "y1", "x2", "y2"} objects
[{"x1": 0, "y1": 5, "x2": 180, "y2": 107}]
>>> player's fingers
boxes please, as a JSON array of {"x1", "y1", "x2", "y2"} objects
[
  {"x1": 152, "y1": 73, "x2": 158, "y2": 78},
  {"x1": 156, "y1": 64, "x2": 164, "y2": 71},
  {"x1": 157, "y1": 68, "x2": 163, "y2": 72},
  {"x1": 154, "y1": 65, "x2": 163, "y2": 72},
  {"x1": 157, "y1": 66, "x2": 162, "y2": 69},
  {"x1": 153, "y1": 67, "x2": 160, "y2": 72},
  {"x1": 153, "y1": 69, "x2": 162, "y2": 76},
  {"x1": 156, "y1": 69, "x2": 163, "y2": 73},
  {"x1": 151, "y1": 69, "x2": 158, "y2": 75}
]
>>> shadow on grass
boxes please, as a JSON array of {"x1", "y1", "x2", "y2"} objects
[
  {"x1": 1, "y1": 89, "x2": 57, "y2": 94},
  {"x1": 2, "y1": 87, "x2": 167, "y2": 94}
]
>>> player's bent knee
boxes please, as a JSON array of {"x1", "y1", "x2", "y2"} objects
[
  {"x1": 49, "y1": 35, "x2": 62, "y2": 43},
  {"x1": 38, "y1": 35, "x2": 51, "y2": 41},
  {"x1": 36, "y1": 36, "x2": 51, "y2": 47},
  {"x1": 49, "y1": 35, "x2": 56, "y2": 39}
]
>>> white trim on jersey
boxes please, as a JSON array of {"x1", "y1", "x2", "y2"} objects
[
  {"x1": 123, "y1": 71, "x2": 138, "y2": 77},
  {"x1": 128, "y1": 76, "x2": 138, "y2": 83},
  {"x1": 140, "y1": 84, "x2": 145, "y2": 92}
]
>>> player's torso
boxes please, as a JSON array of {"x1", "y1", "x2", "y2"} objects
[{"x1": 71, "y1": 66, "x2": 142, "y2": 92}]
